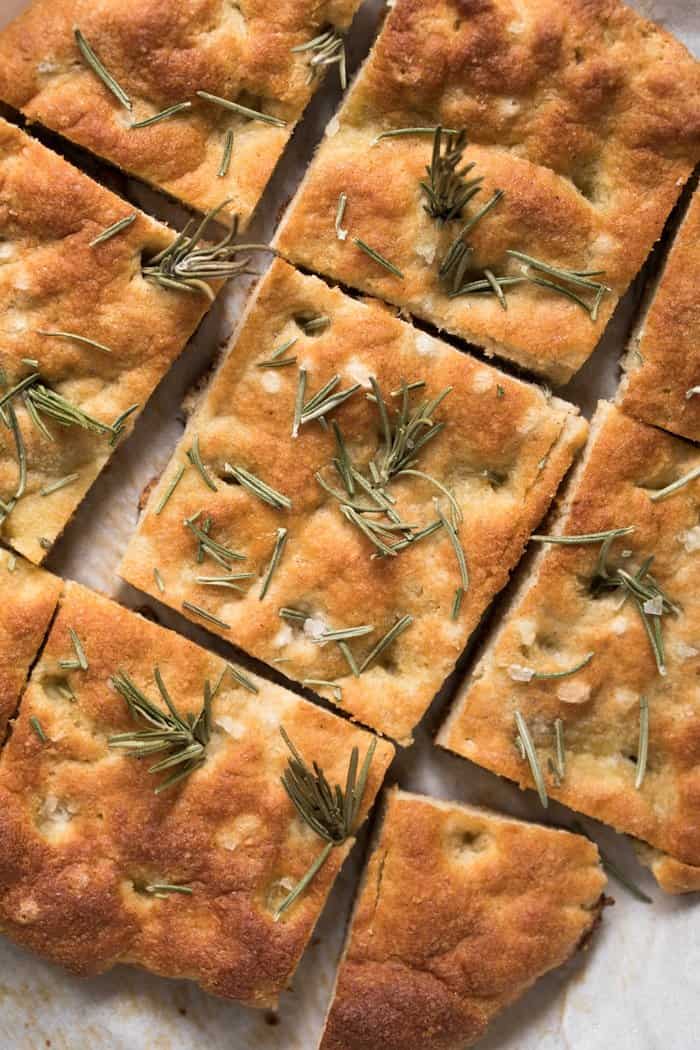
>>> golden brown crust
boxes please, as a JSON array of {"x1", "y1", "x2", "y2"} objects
[
  {"x1": 0, "y1": 581, "x2": 393, "y2": 1004},
  {"x1": 119, "y1": 258, "x2": 586, "y2": 745},
  {"x1": 276, "y1": 0, "x2": 700, "y2": 383},
  {"x1": 320, "y1": 788, "x2": 606, "y2": 1050},
  {"x1": 620, "y1": 187, "x2": 700, "y2": 442},
  {"x1": 0, "y1": 549, "x2": 62, "y2": 737},
  {"x1": 0, "y1": 118, "x2": 212, "y2": 564},
  {"x1": 438, "y1": 402, "x2": 700, "y2": 867},
  {"x1": 0, "y1": 0, "x2": 361, "y2": 226},
  {"x1": 633, "y1": 842, "x2": 700, "y2": 895}
]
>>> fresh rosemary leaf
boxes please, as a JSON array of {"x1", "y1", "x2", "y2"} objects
[
  {"x1": 292, "y1": 27, "x2": 347, "y2": 89},
  {"x1": 529, "y1": 651, "x2": 595, "y2": 680},
  {"x1": 448, "y1": 275, "x2": 526, "y2": 300},
  {"x1": 648, "y1": 465, "x2": 700, "y2": 502},
  {"x1": 36, "y1": 330, "x2": 113, "y2": 354},
  {"x1": 21, "y1": 358, "x2": 39, "y2": 368},
  {"x1": 218, "y1": 129, "x2": 234, "y2": 177},
  {"x1": 338, "y1": 640, "x2": 360, "y2": 677},
  {"x1": 292, "y1": 367, "x2": 307, "y2": 438},
  {"x1": 451, "y1": 586, "x2": 465, "y2": 620},
  {"x1": 372, "y1": 126, "x2": 458, "y2": 144},
  {"x1": 299, "y1": 375, "x2": 360, "y2": 430},
  {"x1": 298, "y1": 314, "x2": 331, "y2": 334},
  {"x1": 353, "y1": 238, "x2": 403, "y2": 278},
  {"x1": 182, "y1": 601, "x2": 231, "y2": 631},
  {"x1": 335, "y1": 192, "x2": 348, "y2": 240},
  {"x1": 195, "y1": 573, "x2": 254, "y2": 591},
  {"x1": 635, "y1": 696, "x2": 649, "y2": 789},
  {"x1": 554, "y1": 718, "x2": 566, "y2": 779},
  {"x1": 359, "y1": 615, "x2": 413, "y2": 673},
  {"x1": 260, "y1": 528, "x2": 288, "y2": 600},
  {"x1": 274, "y1": 728, "x2": 376, "y2": 919},
  {"x1": 68, "y1": 628, "x2": 88, "y2": 671},
  {"x1": 483, "y1": 267, "x2": 507, "y2": 310},
  {"x1": 30, "y1": 716, "x2": 47, "y2": 743},
  {"x1": 187, "y1": 435, "x2": 217, "y2": 491},
  {"x1": 153, "y1": 567, "x2": 165, "y2": 593},
  {"x1": 144, "y1": 883, "x2": 192, "y2": 897},
  {"x1": 436, "y1": 505, "x2": 469, "y2": 591},
  {"x1": 256, "y1": 337, "x2": 298, "y2": 368},
  {"x1": 531, "y1": 526, "x2": 636, "y2": 545},
  {"x1": 421, "y1": 127, "x2": 482, "y2": 223},
  {"x1": 74, "y1": 28, "x2": 132, "y2": 111},
  {"x1": 224, "y1": 463, "x2": 292, "y2": 510},
  {"x1": 196, "y1": 90, "x2": 287, "y2": 127},
  {"x1": 108, "y1": 669, "x2": 212, "y2": 792},
  {"x1": 155, "y1": 464, "x2": 186, "y2": 514},
  {"x1": 40, "y1": 472, "x2": 80, "y2": 497},
  {"x1": 184, "y1": 512, "x2": 245, "y2": 569},
  {"x1": 303, "y1": 678, "x2": 343, "y2": 702},
  {"x1": 90, "y1": 213, "x2": 137, "y2": 247},
  {"x1": 314, "y1": 624, "x2": 374, "y2": 644},
  {"x1": 131, "y1": 102, "x2": 192, "y2": 129},
  {"x1": 227, "y1": 664, "x2": 259, "y2": 694},
  {"x1": 514, "y1": 709, "x2": 548, "y2": 808},
  {"x1": 279, "y1": 607, "x2": 307, "y2": 622},
  {"x1": 507, "y1": 250, "x2": 610, "y2": 320}
]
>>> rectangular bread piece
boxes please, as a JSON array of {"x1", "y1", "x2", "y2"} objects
[
  {"x1": 619, "y1": 186, "x2": 700, "y2": 443},
  {"x1": 275, "y1": 0, "x2": 700, "y2": 383},
  {"x1": 0, "y1": 117, "x2": 215, "y2": 564},
  {"x1": 0, "y1": 580, "x2": 393, "y2": 1004},
  {"x1": 119, "y1": 258, "x2": 587, "y2": 745},
  {"x1": 438, "y1": 401, "x2": 700, "y2": 875},
  {"x1": 319, "y1": 787, "x2": 606, "y2": 1050},
  {"x1": 0, "y1": 548, "x2": 62, "y2": 736},
  {"x1": 0, "y1": 0, "x2": 363, "y2": 226}
]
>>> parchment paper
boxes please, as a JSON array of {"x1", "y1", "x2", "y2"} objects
[{"x1": 0, "y1": 2, "x2": 697, "y2": 1048}]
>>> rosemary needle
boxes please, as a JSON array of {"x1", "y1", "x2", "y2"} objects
[
  {"x1": 187, "y1": 435, "x2": 217, "y2": 491},
  {"x1": 184, "y1": 512, "x2": 245, "y2": 569},
  {"x1": 196, "y1": 90, "x2": 287, "y2": 127},
  {"x1": 90, "y1": 213, "x2": 137, "y2": 247},
  {"x1": 338, "y1": 640, "x2": 360, "y2": 677},
  {"x1": 648, "y1": 465, "x2": 700, "y2": 502},
  {"x1": 436, "y1": 505, "x2": 469, "y2": 592},
  {"x1": 353, "y1": 238, "x2": 404, "y2": 278},
  {"x1": 260, "y1": 528, "x2": 288, "y2": 600},
  {"x1": 635, "y1": 696, "x2": 649, "y2": 790},
  {"x1": 145, "y1": 883, "x2": 192, "y2": 897},
  {"x1": 30, "y1": 716, "x2": 47, "y2": 743},
  {"x1": 67, "y1": 628, "x2": 88, "y2": 671},
  {"x1": 224, "y1": 463, "x2": 291, "y2": 510},
  {"x1": 531, "y1": 526, "x2": 636, "y2": 545},
  {"x1": 256, "y1": 337, "x2": 297, "y2": 368},
  {"x1": 303, "y1": 679, "x2": 343, "y2": 702},
  {"x1": 74, "y1": 28, "x2": 132, "y2": 111},
  {"x1": 529, "y1": 651, "x2": 595, "y2": 680},
  {"x1": 335, "y1": 192, "x2": 348, "y2": 240},
  {"x1": 292, "y1": 27, "x2": 347, "y2": 89},
  {"x1": 314, "y1": 625, "x2": 374, "y2": 644},
  {"x1": 274, "y1": 728, "x2": 376, "y2": 919},
  {"x1": 554, "y1": 718, "x2": 566, "y2": 779},
  {"x1": 372, "y1": 126, "x2": 458, "y2": 145},
  {"x1": 153, "y1": 567, "x2": 165, "y2": 593},
  {"x1": 36, "y1": 330, "x2": 114, "y2": 354},
  {"x1": 359, "y1": 615, "x2": 413, "y2": 673},
  {"x1": 218, "y1": 130, "x2": 234, "y2": 177},
  {"x1": 227, "y1": 664, "x2": 259, "y2": 694},
  {"x1": 155, "y1": 464, "x2": 186, "y2": 514},
  {"x1": 40, "y1": 473, "x2": 80, "y2": 497},
  {"x1": 182, "y1": 601, "x2": 231, "y2": 631},
  {"x1": 451, "y1": 586, "x2": 465, "y2": 620},
  {"x1": 514, "y1": 709, "x2": 548, "y2": 808},
  {"x1": 131, "y1": 101, "x2": 192, "y2": 128}
]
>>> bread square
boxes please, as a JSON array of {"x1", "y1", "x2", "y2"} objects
[
  {"x1": 275, "y1": 0, "x2": 700, "y2": 383},
  {"x1": 319, "y1": 788, "x2": 606, "y2": 1050},
  {"x1": 0, "y1": 580, "x2": 393, "y2": 1004},
  {"x1": 619, "y1": 187, "x2": 700, "y2": 443},
  {"x1": 0, "y1": 118, "x2": 215, "y2": 564},
  {"x1": 438, "y1": 402, "x2": 700, "y2": 876},
  {"x1": 0, "y1": 549, "x2": 62, "y2": 736},
  {"x1": 0, "y1": 0, "x2": 363, "y2": 226},
  {"x1": 119, "y1": 258, "x2": 587, "y2": 745}
]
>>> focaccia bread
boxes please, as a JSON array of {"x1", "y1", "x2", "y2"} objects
[
  {"x1": 619, "y1": 186, "x2": 700, "y2": 443},
  {"x1": 0, "y1": 0, "x2": 362, "y2": 226},
  {"x1": 633, "y1": 842, "x2": 700, "y2": 895},
  {"x1": 0, "y1": 549, "x2": 62, "y2": 736},
  {"x1": 275, "y1": 0, "x2": 700, "y2": 383},
  {"x1": 0, "y1": 118, "x2": 215, "y2": 565},
  {"x1": 0, "y1": 581, "x2": 393, "y2": 1004},
  {"x1": 438, "y1": 402, "x2": 700, "y2": 874},
  {"x1": 319, "y1": 788, "x2": 606, "y2": 1050},
  {"x1": 119, "y1": 258, "x2": 587, "y2": 745}
]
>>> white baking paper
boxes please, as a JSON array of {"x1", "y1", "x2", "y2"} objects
[{"x1": 0, "y1": 2, "x2": 697, "y2": 1048}]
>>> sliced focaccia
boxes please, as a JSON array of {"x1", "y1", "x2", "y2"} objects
[
  {"x1": 0, "y1": 548, "x2": 62, "y2": 736},
  {"x1": 0, "y1": 117, "x2": 221, "y2": 564},
  {"x1": 620, "y1": 186, "x2": 700, "y2": 443},
  {"x1": 319, "y1": 788, "x2": 606, "y2": 1050},
  {"x1": 0, "y1": 581, "x2": 393, "y2": 1004},
  {"x1": 0, "y1": 0, "x2": 363, "y2": 226},
  {"x1": 275, "y1": 0, "x2": 700, "y2": 383},
  {"x1": 438, "y1": 402, "x2": 700, "y2": 878},
  {"x1": 119, "y1": 258, "x2": 586, "y2": 745}
]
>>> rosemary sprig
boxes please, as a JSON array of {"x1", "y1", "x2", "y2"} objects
[
  {"x1": 218, "y1": 130, "x2": 234, "y2": 177},
  {"x1": 353, "y1": 238, "x2": 404, "y2": 278},
  {"x1": 359, "y1": 615, "x2": 413, "y2": 673},
  {"x1": 274, "y1": 728, "x2": 376, "y2": 919},
  {"x1": 59, "y1": 628, "x2": 88, "y2": 672},
  {"x1": 648, "y1": 466, "x2": 700, "y2": 502},
  {"x1": 108, "y1": 669, "x2": 212, "y2": 792},
  {"x1": 182, "y1": 601, "x2": 231, "y2": 630},
  {"x1": 74, "y1": 28, "x2": 132, "y2": 111},
  {"x1": 635, "y1": 696, "x2": 649, "y2": 789},
  {"x1": 40, "y1": 473, "x2": 80, "y2": 497},
  {"x1": 372, "y1": 126, "x2": 458, "y2": 145},
  {"x1": 293, "y1": 371, "x2": 360, "y2": 436},
  {"x1": 439, "y1": 190, "x2": 506, "y2": 293},
  {"x1": 187, "y1": 435, "x2": 217, "y2": 491},
  {"x1": 0, "y1": 374, "x2": 133, "y2": 450},
  {"x1": 224, "y1": 463, "x2": 291, "y2": 510},
  {"x1": 30, "y1": 716, "x2": 47, "y2": 743},
  {"x1": 335, "y1": 192, "x2": 348, "y2": 240},
  {"x1": 142, "y1": 200, "x2": 268, "y2": 299},
  {"x1": 514, "y1": 709, "x2": 548, "y2": 808},
  {"x1": 184, "y1": 511, "x2": 244, "y2": 569},
  {"x1": 155, "y1": 464, "x2": 186, "y2": 514},
  {"x1": 506, "y1": 250, "x2": 610, "y2": 320},
  {"x1": 36, "y1": 329, "x2": 113, "y2": 354},
  {"x1": 90, "y1": 213, "x2": 137, "y2": 247},
  {"x1": 257, "y1": 337, "x2": 297, "y2": 369},
  {"x1": 196, "y1": 90, "x2": 286, "y2": 127},
  {"x1": 131, "y1": 102, "x2": 192, "y2": 129},
  {"x1": 292, "y1": 27, "x2": 347, "y2": 90},
  {"x1": 421, "y1": 127, "x2": 482, "y2": 223},
  {"x1": 260, "y1": 528, "x2": 288, "y2": 599}
]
